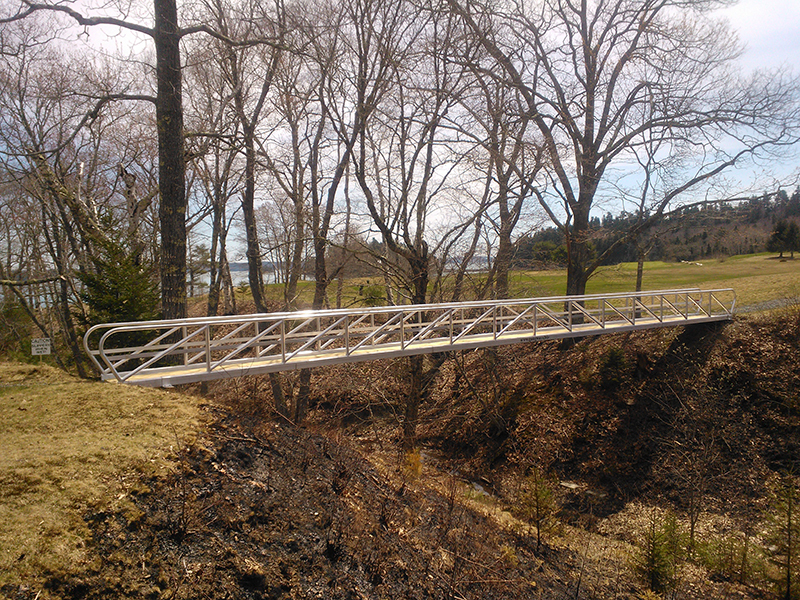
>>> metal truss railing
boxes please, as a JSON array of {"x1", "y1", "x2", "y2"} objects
[{"x1": 83, "y1": 288, "x2": 736, "y2": 387}]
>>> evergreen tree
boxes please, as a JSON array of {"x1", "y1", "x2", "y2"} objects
[
  {"x1": 78, "y1": 241, "x2": 161, "y2": 348},
  {"x1": 790, "y1": 222, "x2": 800, "y2": 258},
  {"x1": 518, "y1": 467, "x2": 558, "y2": 551},
  {"x1": 767, "y1": 220, "x2": 800, "y2": 258},
  {"x1": 787, "y1": 188, "x2": 800, "y2": 217},
  {"x1": 634, "y1": 508, "x2": 683, "y2": 595}
]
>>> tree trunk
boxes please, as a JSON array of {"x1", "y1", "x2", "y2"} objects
[
  {"x1": 495, "y1": 225, "x2": 514, "y2": 299},
  {"x1": 451, "y1": 214, "x2": 482, "y2": 302},
  {"x1": 494, "y1": 173, "x2": 519, "y2": 300},
  {"x1": 242, "y1": 128, "x2": 266, "y2": 313},
  {"x1": 409, "y1": 253, "x2": 429, "y2": 307},
  {"x1": 239, "y1": 127, "x2": 289, "y2": 415},
  {"x1": 154, "y1": 0, "x2": 187, "y2": 321},
  {"x1": 57, "y1": 275, "x2": 89, "y2": 378},
  {"x1": 311, "y1": 235, "x2": 328, "y2": 310},
  {"x1": 294, "y1": 369, "x2": 311, "y2": 423},
  {"x1": 403, "y1": 354, "x2": 424, "y2": 450},
  {"x1": 636, "y1": 247, "x2": 645, "y2": 293},
  {"x1": 565, "y1": 203, "x2": 592, "y2": 297},
  {"x1": 39, "y1": 202, "x2": 90, "y2": 376},
  {"x1": 401, "y1": 254, "x2": 430, "y2": 448},
  {"x1": 207, "y1": 245, "x2": 221, "y2": 316},
  {"x1": 285, "y1": 193, "x2": 305, "y2": 310},
  {"x1": 270, "y1": 373, "x2": 290, "y2": 420},
  {"x1": 120, "y1": 166, "x2": 148, "y2": 266},
  {"x1": 565, "y1": 245, "x2": 589, "y2": 296},
  {"x1": 220, "y1": 249, "x2": 235, "y2": 314},
  {"x1": 206, "y1": 183, "x2": 224, "y2": 316}
]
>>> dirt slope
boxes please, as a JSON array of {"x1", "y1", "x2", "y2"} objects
[{"x1": 421, "y1": 310, "x2": 800, "y2": 516}]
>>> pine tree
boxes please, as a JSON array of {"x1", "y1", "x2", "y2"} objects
[
  {"x1": 768, "y1": 220, "x2": 792, "y2": 258},
  {"x1": 788, "y1": 222, "x2": 800, "y2": 258},
  {"x1": 78, "y1": 241, "x2": 160, "y2": 349},
  {"x1": 634, "y1": 508, "x2": 683, "y2": 595},
  {"x1": 518, "y1": 467, "x2": 557, "y2": 551}
]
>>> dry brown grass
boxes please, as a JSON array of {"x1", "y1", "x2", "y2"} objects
[{"x1": 0, "y1": 362, "x2": 202, "y2": 597}]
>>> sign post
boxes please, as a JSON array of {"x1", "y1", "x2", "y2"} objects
[{"x1": 31, "y1": 338, "x2": 51, "y2": 360}]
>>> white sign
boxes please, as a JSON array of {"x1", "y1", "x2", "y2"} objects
[{"x1": 31, "y1": 338, "x2": 51, "y2": 356}]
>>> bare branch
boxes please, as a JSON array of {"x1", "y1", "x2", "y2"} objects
[
  {"x1": 0, "y1": 275, "x2": 65, "y2": 287},
  {"x1": 1, "y1": 1, "x2": 154, "y2": 36},
  {"x1": 178, "y1": 23, "x2": 287, "y2": 50}
]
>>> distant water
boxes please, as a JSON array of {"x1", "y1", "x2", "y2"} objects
[{"x1": 189, "y1": 266, "x2": 290, "y2": 296}]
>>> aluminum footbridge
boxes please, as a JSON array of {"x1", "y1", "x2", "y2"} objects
[{"x1": 84, "y1": 288, "x2": 735, "y2": 387}]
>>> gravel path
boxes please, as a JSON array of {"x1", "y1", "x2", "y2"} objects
[{"x1": 738, "y1": 297, "x2": 799, "y2": 313}]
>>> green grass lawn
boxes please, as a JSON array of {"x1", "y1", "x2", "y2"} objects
[
  {"x1": 509, "y1": 253, "x2": 800, "y2": 308},
  {"x1": 218, "y1": 252, "x2": 800, "y2": 312}
]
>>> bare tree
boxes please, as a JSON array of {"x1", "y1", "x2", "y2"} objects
[
  {"x1": 345, "y1": 0, "x2": 480, "y2": 446},
  {"x1": 2, "y1": 0, "x2": 287, "y2": 320},
  {"x1": 254, "y1": 199, "x2": 305, "y2": 294},
  {"x1": 258, "y1": 36, "x2": 317, "y2": 310},
  {"x1": 351, "y1": 1, "x2": 471, "y2": 307},
  {"x1": 457, "y1": 68, "x2": 544, "y2": 298},
  {"x1": 191, "y1": 144, "x2": 241, "y2": 315},
  {"x1": 197, "y1": 0, "x2": 287, "y2": 314},
  {"x1": 449, "y1": 0, "x2": 800, "y2": 296},
  {"x1": 0, "y1": 0, "x2": 187, "y2": 315},
  {"x1": 184, "y1": 43, "x2": 244, "y2": 316},
  {"x1": 0, "y1": 14, "x2": 173, "y2": 378}
]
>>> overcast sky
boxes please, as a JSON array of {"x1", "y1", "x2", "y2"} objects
[
  {"x1": 716, "y1": 0, "x2": 800, "y2": 191},
  {"x1": 721, "y1": 0, "x2": 800, "y2": 72}
]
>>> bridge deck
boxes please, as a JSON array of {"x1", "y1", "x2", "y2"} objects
[{"x1": 84, "y1": 289, "x2": 735, "y2": 387}]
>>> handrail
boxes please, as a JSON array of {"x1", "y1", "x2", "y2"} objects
[{"x1": 83, "y1": 288, "x2": 735, "y2": 386}]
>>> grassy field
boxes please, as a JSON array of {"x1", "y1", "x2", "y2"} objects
[
  {"x1": 0, "y1": 363, "x2": 202, "y2": 596},
  {"x1": 245, "y1": 253, "x2": 800, "y2": 310},
  {"x1": 587, "y1": 254, "x2": 800, "y2": 308}
]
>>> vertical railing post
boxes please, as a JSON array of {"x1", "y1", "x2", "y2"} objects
[
  {"x1": 205, "y1": 325, "x2": 211, "y2": 372},
  {"x1": 182, "y1": 326, "x2": 188, "y2": 365},
  {"x1": 449, "y1": 309, "x2": 453, "y2": 343},
  {"x1": 493, "y1": 305, "x2": 497, "y2": 339},
  {"x1": 400, "y1": 310, "x2": 405, "y2": 350},
  {"x1": 280, "y1": 320, "x2": 286, "y2": 363},
  {"x1": 345, "y1": 315, "x2": 350, "y2": 356},
  {"x1": 533, "y1": 304, "x2": 538, "y2": 335}
]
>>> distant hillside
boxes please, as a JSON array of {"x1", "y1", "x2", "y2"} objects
[{"x1": 514, "y1": 187, "x2": 800, "y2": 268}]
